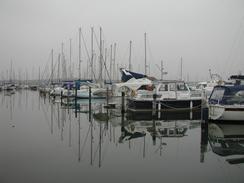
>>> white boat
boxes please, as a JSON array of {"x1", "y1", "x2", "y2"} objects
[
  {"x1": 127, "y1": 80, "x2": 203, "y2": 112},
  {"x1": 113, "y1": 77, "x2": 153, "y2": 96},
  {"x1": 209, "y1": 85, "x2": 244, "y2": 121},
  {"x1": 49, "y1": 86, "x2": 64, "y2": 96},
  {"x1": 75, "y1": 83, "x2": 109, "y2": 99}
]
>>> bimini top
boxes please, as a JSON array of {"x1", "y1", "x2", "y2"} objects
[{"x1": 209, "y1": 85, "x2": 244, "y2": 105}]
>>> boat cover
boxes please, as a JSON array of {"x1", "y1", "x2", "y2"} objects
[{"x1": 120, "y1": 69, "x2": 147, "y2": 82}]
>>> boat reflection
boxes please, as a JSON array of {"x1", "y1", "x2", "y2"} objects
[
  {"x1": 208, "y1": 122, "x2": 244, "y2": 164},
  {"x1": 38, "y1": 94, "x2": 204, "y2": 167},
  {"x1": 126, "y1": 110, "x2": 202, "y2": 121}
]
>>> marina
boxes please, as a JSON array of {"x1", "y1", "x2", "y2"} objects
[{"x1": 1, "y1": 0, "x2": 244, "y2": 182}]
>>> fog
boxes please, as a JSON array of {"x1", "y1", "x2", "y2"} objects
[{"x1": 0, "y1": 0, "x2": 244, "y2": 81}]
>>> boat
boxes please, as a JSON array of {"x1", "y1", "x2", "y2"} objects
[
  {"x1": 208, "y1": 85, "x2": 244, "y2": 121},
  {"x1": 191, "y1": 71, "x2": 224, "y2": 99},
  {"x1": 113, "y1": 77, "x2": 153, "y2": 96},
  {"x1": 228, "y1": 75, "x2": 244, "y2": 85},
  {"x1": 76, "y1": 85, "x2": 108, "y2": 99},
  {"x1": 29, "y1": 85, "x2": 38, "y2": 91},
  {"x1": 127, "y1": 80, "x2": 203, "y2": 112},
  {"x1": 113, "y1": 68, "x2": 154, "y2": 96}
]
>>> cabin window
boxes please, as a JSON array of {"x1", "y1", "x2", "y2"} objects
[
  {"x1": 177, "y1": 83, "x2": 187, "y2": 91},
  {"x1": 169, "y1": 84, "x2": 176, "y2": 91},
  {"x1": 159, "y1": 84, "x2": 168, "y2": 91},
  {"x1": 210, "y1": 88, "x2": 225, "y2": 101},
  {"x1": 225, "y1": 90, "x2": 244, "y2": 104}
]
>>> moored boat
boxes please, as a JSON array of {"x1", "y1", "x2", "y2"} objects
[
  {"x1": 127, "y1": 80, "x2": 203, "y2": 112},
  {"x1": 209, "y1": 85, "x2": 244, "y2": 121}
]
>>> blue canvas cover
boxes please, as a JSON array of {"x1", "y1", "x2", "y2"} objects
[{"x1": 120, "y1": 69, "x2": 147, "y2": 82}]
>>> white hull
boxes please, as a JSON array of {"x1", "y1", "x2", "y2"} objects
[{"x1": 209, "y1": 104, "x2": 244, "y2": 121}]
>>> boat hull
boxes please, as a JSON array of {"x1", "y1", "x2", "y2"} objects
[
  {"x1": 209, "y1": 104, "x2": 244, "y2": 121},
  {"x1": 127, "y1": 98, "x2": 202, "y2": 112}
]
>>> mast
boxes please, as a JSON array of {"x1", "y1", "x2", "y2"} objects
[
  {"x1": 99, "y1": 27, "x2": 103, "y2": 85},
  {"x1": 104, "y1": 48, "x2": 107, "y2": 81},
  {"x1": 144, "y1": 33, "x2": 147, "y2": 75},
  {"x1": 38, "y1": 66, "x2": 40, "y2": 85},
  {"x1": 61, "y1": 42, "x2": 67, "y2": 80},
  {"x1": 110, "y1": 44, "x2": 113, "y2": 79},
  {"x1": 161, "y1": 60, "x2": 163, "y2": 80},
  {"x1": 113, "y1": 43, "x2": 116, "y2": 81},
  {"x1": 79, "y1": 27, "x2": 81, "y2": 80},
  {"x1": 25, "y1": 68, "x2": 28, "y2": 86},
  {"x1": 58, "y1": 53, "x2": 60, "y2": 82},
  {"x1": 10, "y1": 59, "x2": 13, "y2": 83},
  {"x1": 91, "y1": 27, "x2": 94, "y2": 80},
  {"x1": 69, "y1": 38, "x2": 72, "y2": 79},
  {"x1": 180, "y1": 57, "x2": 183, "y2": 81},
  {"x1": 129, "y1": 40, "x2": 132, "y2": 71},
  {"x1": 51, "y1": 49, "x2": 54, "y2": 86},
  {"x1": 209, "y1": 69, "x2": 212, "y2": 80}
]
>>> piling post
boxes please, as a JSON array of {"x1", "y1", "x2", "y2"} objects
[
  {"x1": 152, "y1": 93, "x2": 157, "y2": 119},
  {"x1": 202, "y1": 107, "x2": 209, "y2": 123},
  {"x1": 121, "y1": 91, "x2": 125, "y2": 113},
  {"x1": 75, "y1": 84, "x2": 78, "y2": 118},
  {"x1": 106, "y1": 86, "x2": 109, "y2": 106},
  {"x1": 200, "y1": 121, "x2": 208, "y2": 163},
  {"x1": 152, "y1": 119, "x2": 156, "y2": 146},
  {"x1": 61, "y1": 90, "x2": 63, "y2": 106},
  {"x1": 190, "y1": 100, "x2": 193, "y2": 120},
  {"x1": 89, "y1": 86, "x2": 91, "y2": 121}
]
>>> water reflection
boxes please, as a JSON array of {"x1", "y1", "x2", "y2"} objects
[
  {"x1": 1, "y1": 91, "x2": 244, "y2": 183},
  {"x1": 208, "y1": 122, "x2": 244, "y2": 165}
]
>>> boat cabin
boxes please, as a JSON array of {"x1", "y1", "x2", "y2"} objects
[
  {"x1": 209, "y1": 85, "x2": 244, "y2": 105},
  {"x1": 136, "y1": 80, "x2": 191, "y2": 100}
]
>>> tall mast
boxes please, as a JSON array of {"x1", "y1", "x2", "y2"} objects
[
  {"x1": 104, "y1": 48, "x2": 107, "y2": 81},
  {"x1": 161, "y1": 60, "x2": 163, "y2": 80},
  {"x1": 110, "y1": 44, "x2": 112, "y2": 79},
  {"x1": 58, "y1": 54, "x2": 60, "y2": 82},
  {"x1": 180, "y1": 57, "x2": 183, "y2": 80},
  {"x1": 91, "y1": 27, "x2": 94, "y2": 80},
  {"x1": 69, "y1": 38, "x2": 72, "y2": 79},
  {"x1": 129, "y1": 40, "x2": 132, "y2": 71},
  {"x1": 38, "y1": 66, "x2": 40, "y2": 85},
  {"x1": 144, "y1": 33, "x2": 147, "y2": 75},
  {"x1": 10, "y1": 59, "x2": 13, "y2": 82},
  {"x1": 51, "y1": 49, "x2": 54, "y2": 86},
  {"x1": 78, "y1": 27, "x2": 81, "y2": 80},
  {"x1": 113, "y1": 43, "x2": 116, "y2": 80},
  {"x1": 99, "y1": 27, "x2": 103, "y2": 85},
  {"x1": 61, "y1": 42, "x2": 67, "y2": 80}
]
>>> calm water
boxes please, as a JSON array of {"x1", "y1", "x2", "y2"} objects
[{"x1": 0, "y1": 90, "x2": 244, "y2": 183}]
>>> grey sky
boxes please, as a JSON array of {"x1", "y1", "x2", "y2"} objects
[{"x1": 0, "y1": 0, "x2": 244, "y2": 81}]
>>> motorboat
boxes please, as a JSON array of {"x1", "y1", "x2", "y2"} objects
[
  {"x1": 209, "y1": 85, "x2": 244, "y2": 121},
  {"x1": 127, "y1": 80, "x2": 203, "y2": 112}
]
